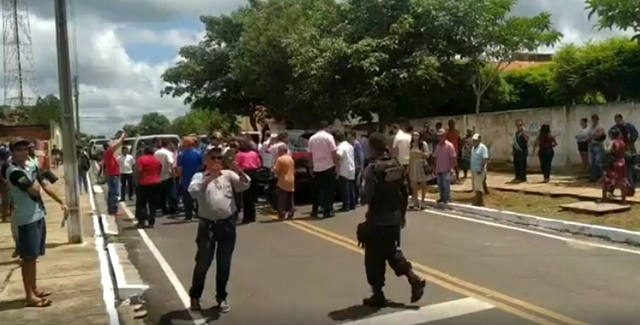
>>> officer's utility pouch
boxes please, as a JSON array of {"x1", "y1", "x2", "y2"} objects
[{"x1": 356, "y1": 221, "x2": 370, "y2": 248}]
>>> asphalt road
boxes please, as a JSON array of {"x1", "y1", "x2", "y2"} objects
[{"x1": 103, "y1": 188, "x2": 640, "y2": 325}]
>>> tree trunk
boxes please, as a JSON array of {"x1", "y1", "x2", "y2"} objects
[{"x1": 248, "y1": 105, "x2": 259, "y2": 131}]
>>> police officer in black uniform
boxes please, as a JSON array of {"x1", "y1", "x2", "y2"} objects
[{"x1": 358, "y1": 132, "x2": 426, "y2": 307}]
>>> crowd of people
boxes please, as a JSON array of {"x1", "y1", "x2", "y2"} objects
[{"x1": 511, "y1": 113, "x2": 638, "y2": 204}]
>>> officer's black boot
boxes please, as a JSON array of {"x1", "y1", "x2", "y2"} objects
[
  {"x1": 363, "y1": 286, "x2": 387, "y2": 307},
  {"x1": 407, "y1": 271, "x2": 426, "y2": 303}
]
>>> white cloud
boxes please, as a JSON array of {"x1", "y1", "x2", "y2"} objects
[
  {"x1": 2, "y1": 13, "x2": 196, "y2": 135},
  {"x1": 1, "y1": 0, "x2": 633, "y2": 136},
  {"x1": 116, "y1": 27, "x2": 205, "y2": 48}
]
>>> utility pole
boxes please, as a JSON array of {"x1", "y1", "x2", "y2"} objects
[
  {"x1": 72, "y1": 75, "x2": 79, "y2": 131},
  {"x1": 54, "y1": 0, "x2": 82, "y2": 243}
]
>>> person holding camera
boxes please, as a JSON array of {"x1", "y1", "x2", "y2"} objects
[{"x1": 187, "y1": 147, "x2": 250, "y2": 313}]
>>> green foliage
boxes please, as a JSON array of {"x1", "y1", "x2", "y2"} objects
[
  {"x1": 122, "y1": 124, "x2": 140, "y2": 137},
  {"x1": 137, "y1": 112, "x2": 171, "y2": 136},
  {"x1": 170, "y1": 109, "x2": 238, "y2": 135},
  {"x1": 586, "y1": 0, "x2": 640, "y2": 42},
  {"x1": 550, "y1": 37, "x2": 640, "y2": 105},
  {"x1": 502, "y1": 65, "x2": 556, "y2": 110},
  {"x1": 120, "y1": 109, "x2": 237, "y2": 138},
  {"x1": 159, "y1": 0, "x2": 640, "y2": 126}
]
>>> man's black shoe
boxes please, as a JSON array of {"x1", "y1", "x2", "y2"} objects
[
  {"x1": 190, "y1": 298, "x2": 201, "y2": 311},
  {"x1": 363, "y1": 294, "x2": 387, "y2": 307},
  {"x1": 410, "y1": 278, "x2": 426, "y2": 303}
]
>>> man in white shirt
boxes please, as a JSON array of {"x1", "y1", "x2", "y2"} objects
[
  {"x1": 392, "y1": 124, "x2": 412, "y2": 169},
  {"x1": 335, "y1": 131, "x2": 356, "y2": 211},
  {"x1": 154, "y1": 139, "x2": 177, "y2": 215},
  {"x1": 259, "y1": 132, "x2": 277, "y2": 169},
  {"x1": 308, "y1": 121, "x2": 338, "y2": 218},
  {"x1": 117, "y1": 146, "x2": 135, "y2": 201}
]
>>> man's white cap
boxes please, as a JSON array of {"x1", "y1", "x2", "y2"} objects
[
  {"x1": 472, "y1": 133, "x2": 481, "y2": 140},
  {"x1": 270, "y1": 133, "x2": 278, "y2": 139}
]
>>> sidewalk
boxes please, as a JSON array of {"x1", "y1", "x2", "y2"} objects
[
  {"x1": 452, "y1": 172, "x2": 640, "y2": 204},
  {"x1": 0, "y1": 170, "x2": 111, "y2": 324}
]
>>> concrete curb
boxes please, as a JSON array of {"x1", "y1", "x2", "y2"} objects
[
  {"x1": 89, "y1": 175, "x2": 121, "y2": 325},
  {"x1": 421, "y1": 199, "x2": 640, "y2": 246}
]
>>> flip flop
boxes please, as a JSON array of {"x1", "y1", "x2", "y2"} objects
[
  {"x1": 26, "y1": 298, "x2": 52, "y2": 308},
  {"x1": 35, "y1": 290, "x2": 51, "y2": 298}
]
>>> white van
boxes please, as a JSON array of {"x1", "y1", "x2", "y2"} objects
[
  {"x1": 89, "y1": 138, "x2": 110, "y2": 159},
  {"x1": 131, "y1": 134, "x2": 181, "y2": 158}
]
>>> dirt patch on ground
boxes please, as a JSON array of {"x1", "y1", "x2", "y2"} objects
[{"x1": 442, "y1": 190, "x2": 640, "y2": 231}]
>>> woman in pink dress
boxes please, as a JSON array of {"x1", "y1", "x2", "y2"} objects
[{"x1": 602, "y1": 129, "x2": 628, "y2": 204}]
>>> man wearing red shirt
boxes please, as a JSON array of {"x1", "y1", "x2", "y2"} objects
[
  {"x1": 136, "y1": 146, "x2": 162, "y2": 228},
  {"x1": 104, "y1": 133, "x2": 126, "y2": 216}
]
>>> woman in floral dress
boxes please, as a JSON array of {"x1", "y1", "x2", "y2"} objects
[{"x1": 602, "y1": 129, "x2": 628, "y2": 204}]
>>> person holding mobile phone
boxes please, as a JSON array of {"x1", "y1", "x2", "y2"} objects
[{"x1": 187, "y1": 147, "x2": 250, "y2": 313}]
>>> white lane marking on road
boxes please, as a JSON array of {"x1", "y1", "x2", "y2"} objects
[
  {"x1": 423, "y1": 209, "x2": 640, "y2": 255},
  {"x1": 120, "y1": 202, "x2": 206, "y2": 325},
  {"x1": 341, "y1": 297, "x2": 494, "y2": 325}
]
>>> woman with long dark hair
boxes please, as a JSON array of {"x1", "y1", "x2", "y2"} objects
[
  {"x1": 408, "y1": 131, "x2": 432, "y2": 209},
  {"x1": 532, "y1": 124, "x2": 557, "y2": 183}
]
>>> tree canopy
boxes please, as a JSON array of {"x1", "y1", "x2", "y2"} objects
[
  {"x1": 159, "y1": 0, "x2": 640, "y2": 128},
  {"x1": 161, "y1": 0, "x2": 564, "y2": 128},
  {"x1": 123, "y1": 109, "x2": 238, "y2": 137}
]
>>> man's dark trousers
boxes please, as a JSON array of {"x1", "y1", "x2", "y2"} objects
[
  {"x1": 189, "y1": 216, "x2": 237, "y2": 302},
  {"x1": 311, "y1": 166, "x2": 336, "y2": 217}
]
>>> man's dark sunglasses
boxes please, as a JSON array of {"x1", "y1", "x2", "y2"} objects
[{"x1": 208, "y1": 155, "x2": 224, "y2": 161}]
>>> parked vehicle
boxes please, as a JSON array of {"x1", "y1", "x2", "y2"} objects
[
  {"x1": 131, "y1": 134, "x2": 181, "y2": 158},
  {"x1": 89, "y1": 138, "x2": 110, "y2": 160},
  {"x1": 131, "y1": 134, "x2": 182, "y2": 185},
  {"x1": 256, "y1": 130, "x2": 316, "y2": 203}
]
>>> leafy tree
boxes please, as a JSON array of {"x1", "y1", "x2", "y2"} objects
[
  {"x1": 17, "y1": 94, "x2": 63, "y2": 125},
  {"x1": 586, "y1": 0, "x2": 640, "y2": 42},
  {"x1": 171, "y1": 109, "x2": 238, "y2": 135},
  {"x1": 161, "y1": 4, "x2": 264, "y2": 130},
  {"x1": 445, "y1": 0, "x2": 561, "y2": 115},
  {"x1": 551, "y1": 38, "x2": 640, "y2": 104},
  {"x1": 502, "y1": 64, "x2": 557, "y2": 110},
  {"x1": 122, "y1": 124, "x2": 140, "y2": 137},
  {"x1": 138, "y1": 112, "x2": 171, "y2": 135}
]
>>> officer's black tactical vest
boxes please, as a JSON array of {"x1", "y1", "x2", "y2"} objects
[{"x1": 368, "y1": 157, "x2": 405, "y2": 226}]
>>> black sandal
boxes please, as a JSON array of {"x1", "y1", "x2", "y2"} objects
[
  {"x1": 35, "y1": 290, "x2": 51, "y2": 298},
  {"x1": 26, "y1": 298, "x2": 52, "y2": 308}
]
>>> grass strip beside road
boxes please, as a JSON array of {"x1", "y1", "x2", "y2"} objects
[{"x1": 444, "y1": 191, "x2": 640, "y2": 231}]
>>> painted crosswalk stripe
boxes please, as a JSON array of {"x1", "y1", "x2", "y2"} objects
[{"x1": 341, "y1": 297, "x2": 495, "y2": 325}]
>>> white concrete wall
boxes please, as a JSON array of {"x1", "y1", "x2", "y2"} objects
[{"x1": 411, "y1": 102, "x2": 640, "y2": 169}]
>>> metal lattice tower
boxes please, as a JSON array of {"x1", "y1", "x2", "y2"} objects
[{"x1": 2, "y1": 0, "x2": 37, "y2": 108}]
